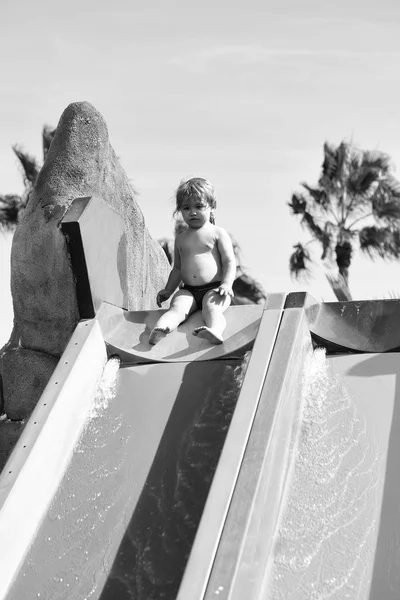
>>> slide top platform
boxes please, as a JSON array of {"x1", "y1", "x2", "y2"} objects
[{"x1": 96, "y1": 302, "x2": 264, "y2": 364}]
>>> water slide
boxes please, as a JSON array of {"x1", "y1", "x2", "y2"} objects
[{"x1": 1, "y1": 199, "x2": 400, "y2": 599}]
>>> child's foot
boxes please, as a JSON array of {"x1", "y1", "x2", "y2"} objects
[
  {"x1": 149, "y1": 327, "x2": 170, "y2": 345},
  {"x1": 192, "y1": 326, "x2": 223, "y2": 345}
]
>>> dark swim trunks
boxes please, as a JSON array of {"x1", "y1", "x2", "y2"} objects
[{"x1": 182, "y1": 281, "x2": 222, "y2": 307}]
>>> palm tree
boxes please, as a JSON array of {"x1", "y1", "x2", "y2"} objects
[
  {"x1": 0, "y1": 126, "x2": 56, "y2": 230},
  {"x1": 159, "y1": 219, "x2": 266, "y2": 305},
  {"x1": 289, "y1": 141, "x2": 400, "y2": 300}
]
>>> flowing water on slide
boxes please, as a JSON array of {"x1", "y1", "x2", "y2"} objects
[
  {"x1": 10, "y1": 355, "x2": 246, "y2": 600},
  {"x1": 265, "y1": 349, "x2": 382, "y2": 600},
  {"x1": 9, "y1": 357, "x2": 122, "y2": 600},
  {"x1": 11, "y1": 348, "x2": 384, "y2": 599}
]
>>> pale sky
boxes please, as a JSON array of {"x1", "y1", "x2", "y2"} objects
[{"x1": 2, "y1": 0, "x2": 400, "y2": 344}]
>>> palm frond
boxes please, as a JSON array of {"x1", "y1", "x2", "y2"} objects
[
  {"x1": 232, "y1": 273, "x2": 266, "y2": 305},
  {"x1": 335, "y1": 141, "x2": 353, "y2": 183},
  {"x1": 42, "y1": 125, "x2": 56, "y2": 161},
  {"x1": 301, "y1": 183, "x2": 330, "y2": 209},
  {"x1": 320, "y1": 221, "x2": 335, "y2": 259},
  {"x1": 359, "y1": 226, "x2": 400, "y2": 259},
  {"x1": 288, "y1": 192, "x2": 307, "y2": 215},
  {"x1": 382, "y1": 228, "x2": 400, "y2": 258},
  {"x1": 349, "y1": 151, "x2": 363, "y2": 173},
  {"x1": 158, "y1": 238, "x2": 174, "y2": 265},
  {"x1": 372, "y1": 194, "x2": 400, "y2": 221},
  {"x1": 229, "y1": 233, "x2": 248, "y2": 277},
  {"x1": 385, "y1": 289, "x2": 400, "y2": 299},
  {"x1": 381, "y1": 175, "x2": 400, "y2": 198},
  {"x1": 321, "y1": 141, "x2": 337, "y2": 180},
  {"x1": 174, "y1": 217, "x2": 187, "y2": 235},
  {"x1": 289, "y1": 243, "x2": 311, "y2": 278},
  {"x1": 347, "y1": 166, "x2": 379, "y2": 197},
  {"x1": 359, "y1": 226, "x2": 385, "y2": 257},
  {"x1": 0, "y1": 194, "x2": 24, "y2": 230},
  {"x1": 12, "y1": 145, "x2": 40, "y2": 186},
  {"x1": 362, "y1": 149, "x2": 392, "y2": 171},
  {"x1": 301, "y1": 211, "x2": 326, "y2": 242}
]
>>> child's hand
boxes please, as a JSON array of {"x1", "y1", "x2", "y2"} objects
[
  {"x1": 214, "y1": 284, "x2": 234, "y2": 298},
  {"x1": 156, "y1": 288, "x2": 172, "y2": 307}
]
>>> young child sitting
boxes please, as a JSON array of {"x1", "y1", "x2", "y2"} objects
[{"x1": 149, "y1": 177, "x2": 236, "y2": 345}]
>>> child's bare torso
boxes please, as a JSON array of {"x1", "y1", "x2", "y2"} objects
[{"x1": 177, "y1": 225, "x2": 223, "y2": 286}]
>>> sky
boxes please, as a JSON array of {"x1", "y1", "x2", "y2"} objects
[{"x1": 2, "y1": 0, "x2": 400, "y2": 345}]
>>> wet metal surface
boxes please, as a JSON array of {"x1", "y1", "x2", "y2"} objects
[
  {"x1": 97, "y1": 302, "x2": 262, "y2": 364},
  {"x1": 8, "y1": 357, "x2": 247, "y2": 600},
  {"x1": 262, "y1": 351, "x2": 399, "y2": 600},
  {"x1": 304, "y1": 296, "x2": 400, "y2": 353},
  {"x1": 203, "y1": 305, "x2": 312, "y2": 600}
]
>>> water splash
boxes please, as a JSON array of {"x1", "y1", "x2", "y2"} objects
[
  {"x1": 87, "y1": 356, "x2": 120, "y2": 420},
  {"x1": 266, "y1": 349, "x2": 381, "y2": 600}
]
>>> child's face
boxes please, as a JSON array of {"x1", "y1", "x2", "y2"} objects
[{"x1": 180, "y1": 196, "x2": 211, "y2": 229}]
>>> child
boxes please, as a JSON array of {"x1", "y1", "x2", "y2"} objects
[{"x1": 149, "y1": 177, "x2": 236, "y2": 345}]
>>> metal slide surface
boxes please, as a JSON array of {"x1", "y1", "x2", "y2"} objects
[
  {"x1": 6, "y1": 360, "x2": 244, "y2": 599},
  {"x1": 4, "y1": 302, "x2": 272, "y2": 600},
  {"x1": 185, "y1": 294, "x2": 400, "y2": 600},
  {"x1": 4, "y1": 292, "x2": 400, "y2": 599},
  {"x1": 258, "y1": 350, "x2": 400, "y2": 600},
  {"x1": 97, "y1": 302, "x2": 263, "y2": 364}
]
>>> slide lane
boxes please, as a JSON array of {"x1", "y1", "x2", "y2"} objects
[
  {"x1": 0, "y1": 298, "x2": 284, "y2": 600},
  {"x1": 6, "y1": 360, "x2": 244, "y2": 600},
  {"x1": 260, "y1": 351, "x2": 400, "y2": 600},
  {"x1": 0, "y1": 319, "x2": 108, "y2": 599},
  {"x1": 197, "y1": 295, "x2": 400, "y2": 600}
]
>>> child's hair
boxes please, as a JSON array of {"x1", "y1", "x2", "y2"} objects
[{"x1": 174, "y1": 177, "x2": 216, "y2": 224}]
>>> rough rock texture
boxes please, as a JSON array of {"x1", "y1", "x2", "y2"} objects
[
  {"x1": 0, "y1": 420, "x2": 26, "y2": 468},
  {"x1": 0, "y1": 102, "x2": 170, "y2": 441},
  {"x1": 2, "y1": 348, "x2": 58, "y2": 420}
]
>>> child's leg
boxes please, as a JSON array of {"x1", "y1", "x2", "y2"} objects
[
  {"x1": 193, "y1": 290, "x2": 231, "y2": 344},
  {"x1": 149, "y1": 290, "x2": 197, "y2": 344}
]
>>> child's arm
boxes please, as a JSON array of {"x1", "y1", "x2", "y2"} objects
[
  {"x1": 216, "y1": 228, "x2": 236, "y2": 297},
  {"x1": 157, "y1": 238, "x2": 182, "y2": 306}
]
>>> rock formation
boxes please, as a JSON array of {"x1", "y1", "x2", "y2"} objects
[{"x1": 0, "y1": 102, "x2": 170, "y2": 465}]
